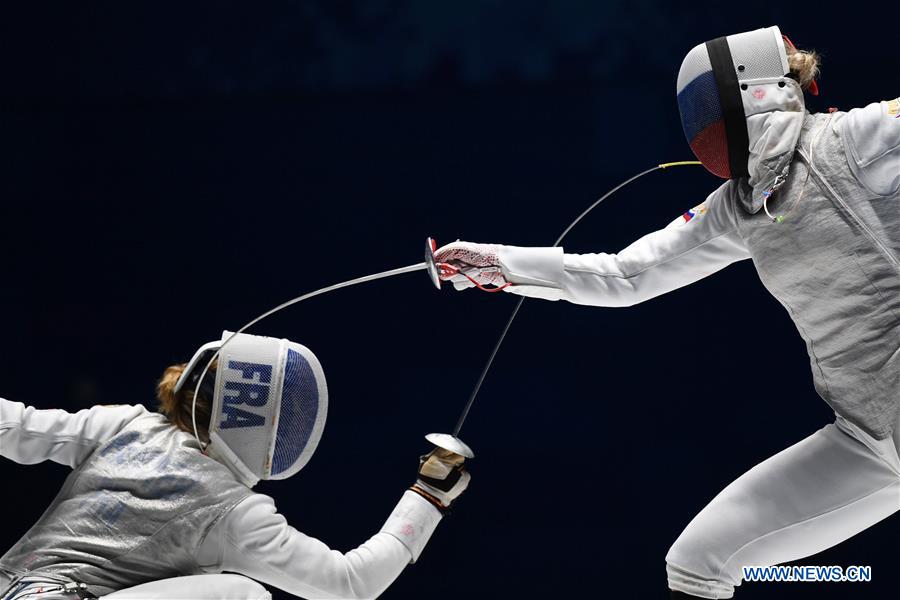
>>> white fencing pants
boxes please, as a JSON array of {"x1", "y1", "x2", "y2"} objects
[
  {"x1": 666, "y1": 415, "x2": 900, "y2": 599},
  {"x1": 101, "y1": 575, "x2": 270, "y2": 600}
]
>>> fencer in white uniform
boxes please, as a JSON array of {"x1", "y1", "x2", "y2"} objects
[
  {"x1": 435, "y1": 26, "x2": 899, "y2": 599},
  {"x1": 0, "y1": 332, "x2": 470, "y2": 600}
]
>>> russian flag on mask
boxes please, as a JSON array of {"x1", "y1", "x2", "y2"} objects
[{"x1": 677, "y1": 64, "x2": 731, "y2": 178}]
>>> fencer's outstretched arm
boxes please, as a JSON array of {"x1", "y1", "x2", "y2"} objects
[
  {"x1": 199, "y1": 491, "x2": 440, "y2": 600},
  {"x1": 439, "y1": 99, "x2": 897, "y2": 305},
  {"x1": 199, "y1": 449, "x2": 468, "y2": 600},
  {"x1": 442, "y1": 181, "x2": 751, "y2": 306},
  {"x1": 0, "y1": 398, "x2": 145, "y2": 468}
]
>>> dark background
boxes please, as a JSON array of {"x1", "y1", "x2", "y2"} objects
[{"x1": 1, "y1": 2, "x2": 897, "y2": 598}]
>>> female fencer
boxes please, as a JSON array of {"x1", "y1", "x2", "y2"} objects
[
  {"x1": 0, "y1": 331, "x2": 470, "y2": 600},
  {"x1": 435, "y1": 26, "x2": 899, "y2": 599}
]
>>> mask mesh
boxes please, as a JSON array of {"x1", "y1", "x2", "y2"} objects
[
  {"x1": 676, "y1": 43, "x2": 713, "y2": 93},
  {"x1": 677, "y1": 45, "x2": 731, "y2": 178},
  {"x1": 270, "y1": 348, "x2": 321, "y2": 476}
]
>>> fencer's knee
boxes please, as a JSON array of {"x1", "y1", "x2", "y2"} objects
[
  {"x1": 665, "y1": 530, "x2": 736, "y2": 599},
  {"x1": 205, "y1": 575, "x2": 271, "y2": 600}
]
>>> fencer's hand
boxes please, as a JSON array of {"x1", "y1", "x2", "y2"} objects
[
  {"x1": 412, "y1": 448, "x2": 471, "y2": 510},
  {"x1": 433, "y1": 241, "x2": 508, "y2": 290}
]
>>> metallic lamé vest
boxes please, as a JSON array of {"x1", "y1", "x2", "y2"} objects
[
  {"x1": 731, "y1": 112, "x2": 900, "y2": 440},
  {"x1": 0, "y1": 410, "x2": 252, "y2": 597}
]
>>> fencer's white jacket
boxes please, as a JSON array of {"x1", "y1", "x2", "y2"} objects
[{"x1": 0, "y1": 399, "x2": 442, "y2": 599}]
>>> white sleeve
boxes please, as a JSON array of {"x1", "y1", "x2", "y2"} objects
[
  {"x1": 0, "y1": 398, "x2": 147, "y2": 468},
  {"x1": 202, "y1": 491, "x2": 442, "y2": 600},
  {"x1": 840, "y1": 98, "x2": 900, "y2": 196},
  {"x1": 497, "y1": 182, "x2": 750, "y2": 306}
]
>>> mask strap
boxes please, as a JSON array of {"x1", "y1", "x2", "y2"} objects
[{"x1": 705, "y1": 36, "x2": 750, "y2": 179}]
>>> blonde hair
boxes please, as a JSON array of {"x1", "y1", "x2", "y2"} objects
[
  {"x1": 786, "y1": 46, "x2": 820, "y2": 91},
  {"x1": 157, "y1": 362, "x2": 213, "y2": 443}
]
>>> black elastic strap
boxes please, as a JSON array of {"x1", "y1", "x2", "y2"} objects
[{"x1": 706, "y1": 36, "x2": 749, "y2": 178}]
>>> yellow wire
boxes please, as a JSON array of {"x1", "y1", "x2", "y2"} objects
[{"x1": 658, "y1": 160, "x2": 702, "y2": 169}]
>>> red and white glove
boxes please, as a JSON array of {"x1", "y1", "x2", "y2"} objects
[{"x1": 433, "y1": 241, "x2": 508, "y2": 291}]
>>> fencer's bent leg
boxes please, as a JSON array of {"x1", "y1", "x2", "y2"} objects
[
  {"x1": 100, "y1": 575, "x2": 270, "y2": 600},
  {"x1": 666, "y1": 420, "x2": 900, "y2": 599}
]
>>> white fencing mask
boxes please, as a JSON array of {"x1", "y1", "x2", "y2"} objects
[
  {"x1": 676, "y1": 27, "x2": 803, "y2": 178},
  {"x1": 175, "y1": 331, "x2": 328, "y2": 487},
  {"x1": 676, "y1": 25, "x2": 811, "y2": 213}
]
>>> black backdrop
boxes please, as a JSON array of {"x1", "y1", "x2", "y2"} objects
[{"x1": 2, "y1": 2, "x2": 897, "y2": 598}]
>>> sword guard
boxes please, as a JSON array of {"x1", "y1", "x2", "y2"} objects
[{"x1": 425, "y1": 433, "x2": 474, "y2": 459}]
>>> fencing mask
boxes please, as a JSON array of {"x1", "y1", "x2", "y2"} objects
[
  {"x1": 175, "y1": 331, "x2": 328, "y2": 487},
  {"x1": 676, "y1": 25, "x2": 805, "y2": 184}
]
